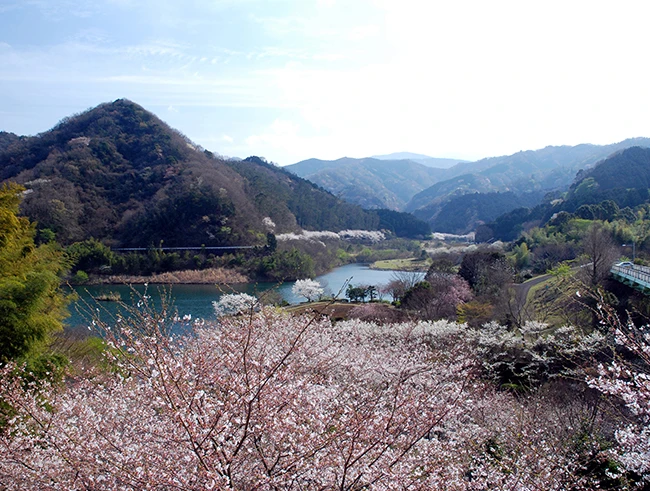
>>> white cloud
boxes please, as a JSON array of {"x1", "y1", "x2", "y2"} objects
[
  {"x1": 2, "y1": 0, "x2": 650, "y2": 165},
  {"x1": 347, "y1": 25, "x2": 379, "y2": 41}
]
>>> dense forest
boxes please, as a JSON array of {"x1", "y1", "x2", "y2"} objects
[
  {"x1": 478, "y1": 147, "x2": 650, "y2": 243},
  {"x1": 0, "y1": 100, "x2": 418, "y2": 249},
  {"x1": 0, "y1": 100, "x2": 431, "y2": 281}
]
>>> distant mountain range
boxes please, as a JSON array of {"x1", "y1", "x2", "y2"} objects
[
  {"x1": 0, "y1": 100, "x2": 426, "y2": 247},
  {"x1": 5, "y1": 100, "x2": 648, "y2": 243},
  {"x1": 287, "y1": 138, "x2": 650, "y2": 233},
  {"x1": 372, "y1": 152, "x2": 468, "y2": 169},
  {"x1": 479, "y1": 146, "x2": 650, "y2": 242},
  {"x1": 285, "y1": 157, "x2": 449, "y2": 210}
]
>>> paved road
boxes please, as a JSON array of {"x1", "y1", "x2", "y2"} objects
[
  {"x1": 513, "y1": 273, "x2": 552, "y2": 316},
  {"x1": 513, "y1": 263, "x2": 592, "y2": 318}
]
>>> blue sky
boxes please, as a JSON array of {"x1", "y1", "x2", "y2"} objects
[{"x1": 1, "y1": 0, "x2": 650, "y2": 165}]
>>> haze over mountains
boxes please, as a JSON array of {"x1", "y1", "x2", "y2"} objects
[
  {"x1": 287, "y1": 138, "x2": 650, "y2": 233},
  {"x1": 372, "y1": 152, "x2": 468, "y2": 169},
  {"x1": 477, "y1": 145, "x2": 650, "y2": 242}
]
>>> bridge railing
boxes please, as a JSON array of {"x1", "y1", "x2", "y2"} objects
[
  {"x1": 112, "y1": 246, "x2": 256, "y2": 252},
  {"x1": 611, "y1": 264, "x2": 650, "y2": 286}
]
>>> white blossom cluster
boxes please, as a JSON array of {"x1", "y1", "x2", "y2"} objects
[
  {"x1": 276, "y1": 229, "x2": 385, "y2": 244},
  {"x1": 262, "y1": 217, "x2": 276, "y2": 232},
  {"x1": 587, "y1": 320, "x2": 650, "y2": 482},
  {"x1": 473, "y1": 321, "x2": 606, "y2": 385},
  {"x1": 212, "y1": 293, "x2": 258, "y2": 317},
  {"x1": 292, "y1": 279, "x2": 324, "y2": 302},
  {"x1": 338, "y1": 229, "x2": 385, "y2": 243}
]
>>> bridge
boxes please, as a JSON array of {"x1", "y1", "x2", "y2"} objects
[{"x1": 610, "y1": 263, "x2": 650, "y2": 294}]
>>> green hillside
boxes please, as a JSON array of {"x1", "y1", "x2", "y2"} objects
[
  {"x1": 479, "y1": 146, "x2": 650, "y2": 242},
  {"x1": 0, "y1": 100, "x2": 383, "y2": 247},
  {"x1": 405, "y1": 138, "x2": 650, "y2": 228}
]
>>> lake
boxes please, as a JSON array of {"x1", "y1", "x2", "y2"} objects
[{"x1": 65, "y1": 264, "x2": 424, "y2": 330}]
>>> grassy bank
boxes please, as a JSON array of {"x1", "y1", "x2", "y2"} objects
[{"x1": 370, "y1": 257, "x2": 431, "y2": 271}]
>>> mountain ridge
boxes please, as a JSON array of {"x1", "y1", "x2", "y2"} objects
[
  {"x1": 0, "y1": 99, "x2": 386, "y2": 247},
  {"x1": 285, "y1": 157, "x2": 447, "y2": 210}
]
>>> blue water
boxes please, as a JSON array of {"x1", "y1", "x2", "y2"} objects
[{"x1": 65, "y1": 264, "x2": 424, "y2": 330}]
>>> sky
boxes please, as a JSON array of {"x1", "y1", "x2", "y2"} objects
[{"x1": 1, "y1": 0, "x2": 650, "y2": 165}]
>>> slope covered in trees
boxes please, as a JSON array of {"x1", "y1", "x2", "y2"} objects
[
  {"x1": 418, "y1": 191, "x2": 545, "y2": 235},
  {"x1": 405, "y1": 138, "x2": 650, "y2": 230},
  {"x1": 285, "y1": 157, "x2": 447, "y2": 210},
  {"x1": 0, "y1": 132, "x2": 18, "y2": 153},
  {"x1": 479, "y1": 147, "x2": 650, "y2": 242},
  {"x1": 0, "y1": 100, "x2": 391, "y2": 247},
  {"x1": 288, "y1": 139, "x2": 650, "y2": 233}
]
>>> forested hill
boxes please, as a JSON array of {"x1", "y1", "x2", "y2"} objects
[
  {"x1": 478, "y1": 146, "x2": 650, "y2": 241},
  {"x1": 285, "y1": 157, "x2": 447, "y2": 210},
  {"x1": 406, "y1": 137, "x2": 650, "y2": 215},
  {"x1": 557, "y1": 146, "x2": 650, "y2": 213},
  {"x1": 0, "y1": 131, "x2": 18, "y2": 153},
  {"x1": 0, "y1": 99, "x2": 389, "y2": 247},
  {"x1": 575, "y1": 146, "x2": 650, "y2": 191}
]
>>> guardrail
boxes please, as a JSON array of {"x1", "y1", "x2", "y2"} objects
[
  {"x1": 112, "y1": 246, "x2": 256, "y2": 252},
  {"x1": 611, "y1": 264, "x2": 650, "y2": 291}
]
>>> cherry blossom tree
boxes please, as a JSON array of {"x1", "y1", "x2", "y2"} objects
[
  {"x1": 212, "y1": 292, "x2": 258, "y2": 316},
  {"x1": 0, "y1": 308, "x2": 481, "y2": 489},
  {"x1": 587, "y1": 305, "x2": 650, "y2": 483},
  {"x1": 291, "y1": 278, "x2": 324, "y2": 302},
  {"x1": 0, "y1": 296, "x2": 635, "y2": 489}
]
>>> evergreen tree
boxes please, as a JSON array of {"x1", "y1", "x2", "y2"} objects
[{"x1": 0, "y1": 183, "x2": 70, "y2": 362}]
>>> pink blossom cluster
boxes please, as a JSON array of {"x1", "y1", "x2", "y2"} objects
[{"x1": 0, "y1": 309, "x2": 619, "y2": 489}]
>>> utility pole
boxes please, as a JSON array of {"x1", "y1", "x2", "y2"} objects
[{"x1": 623, "y1": 240, "x2": 636, "y2": 261}]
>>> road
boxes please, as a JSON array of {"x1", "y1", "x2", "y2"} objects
[{"x1": 513, "y1": 273, "x2": 552, "y2": 316}]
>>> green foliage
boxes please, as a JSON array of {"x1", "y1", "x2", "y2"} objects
[
  {"x1": 252, "y1": 248, "x2": 315, "y2": 281},
  {"x1": 372, "y1": 208, "x2": 431, "y2": 238},
  {"x1": 346, "y1": 285, "x2": 368, "y2": 302},
  {"x1": 67, "y1": 238, "x2": 115, "y2": 273},
  {"x1": 0, "y1": 183, "x2": 70, "y2": 362},
  {"x1": 512, "y1": 242, "x2": 530, "y2": 269},
  {"x1": 36, "y1": 228, "x2": 56, "y2": 244},
  {"x1": 72, "y1": 270, "x2": 89, "y2": 284},
  {"x1": 549, "y1": 263, "x2": 572, "y2": 277}
]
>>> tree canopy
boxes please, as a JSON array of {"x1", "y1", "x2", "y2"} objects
[{"x1": 0, "y1": 183, "x2": 69, "y2": 362}]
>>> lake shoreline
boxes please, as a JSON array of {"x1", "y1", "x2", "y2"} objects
[
  {"x1": 66, "y1": 264, "x2": 426, "y2": 329},
  {"x1": 82, "y1": 257, "x2": 427, "y2": 287},
  {"x1": 86, "y1": 267, "x2": 250, "y2": 285}
]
